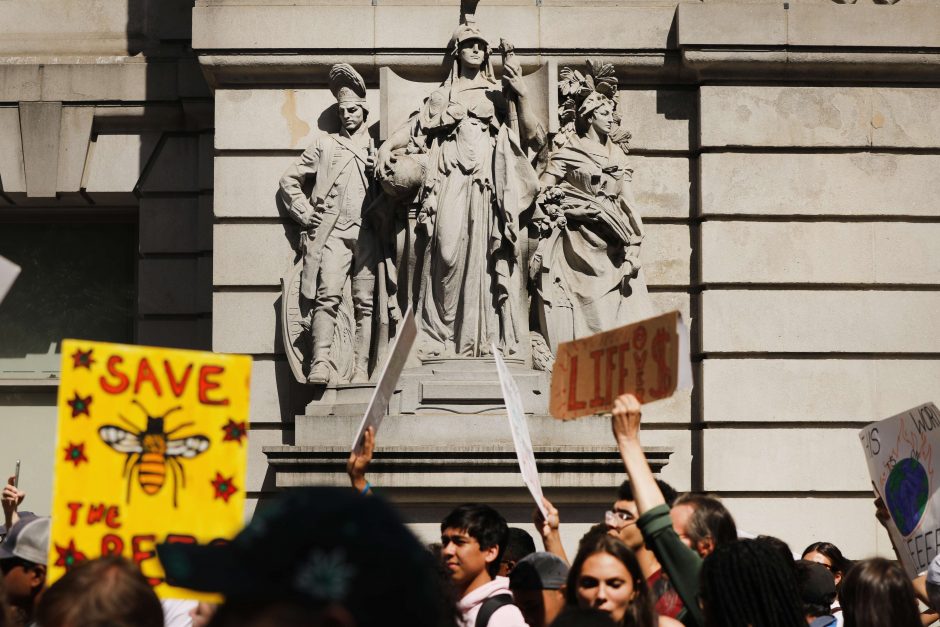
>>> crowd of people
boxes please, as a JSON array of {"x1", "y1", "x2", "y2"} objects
[{"x1": 0, "y1": 394, "x2": 934, "y2": 627}]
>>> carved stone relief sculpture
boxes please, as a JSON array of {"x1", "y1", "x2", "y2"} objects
[{"x1": 278, "y1": 6, "x2": 654, "y2": 386}]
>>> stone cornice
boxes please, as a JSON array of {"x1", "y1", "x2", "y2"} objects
[{"x1": 192, "y1": 2, "x2": 940, "y2": 86}]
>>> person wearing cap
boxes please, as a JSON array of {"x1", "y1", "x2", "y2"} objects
[
  {"x1": 0, "y1": 516, "x2": 49, "y2": 627},
  {"x1": 795, "y1": 560, "x2": 838, "y2": 627},
  {"x1": 508, "y1": 552, "x2": 567, "y2": 627},
  {"x1": 279, "y1": 63, "x2": 382, "y2": 385}
]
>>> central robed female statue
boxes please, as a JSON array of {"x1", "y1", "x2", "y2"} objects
[{"x1": 377, "y1": 14, "x2": 543, "y2": 360}]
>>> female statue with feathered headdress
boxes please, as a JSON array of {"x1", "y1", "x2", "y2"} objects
[{"x1": 530, "y1": 61, "x2": 653, "y2": 353}]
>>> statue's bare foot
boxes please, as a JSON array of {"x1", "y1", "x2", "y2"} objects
[{"x1": 307, "y1": 362, "x2": 331, "y2": 385}]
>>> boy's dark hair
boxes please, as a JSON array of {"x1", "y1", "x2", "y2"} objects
[
  {"x1": 502, "y1": 528, "x2": 536, "y2": 565},
  {"x1": 37, "y1": 556, "x2": 163, "y2": 627},
  {"x1": 441, "y1": 503, "x2": 509, "y2": 577},
  {"x1": 674, "y1": 493, "x2": 738, "y2": 549},
  {"x1": 617, "y1": 479, "x2": 678, "y2": 507}
]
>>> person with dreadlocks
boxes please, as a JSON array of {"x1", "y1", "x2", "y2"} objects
[
  {"x1": 699, "y1": 539, "x2": 805, "y2": 627},
  {"x1": 376, "y1": 2, "x2": 543, "y2": 361},
  {"x1": 530, "y1": 60, "x2": 653, "y2": 353}
]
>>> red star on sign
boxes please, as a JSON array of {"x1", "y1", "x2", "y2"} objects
[
  {"x1": 63, "y1": 442, "x2": 88, "y2": 467},
  {"x1": 210, "y1": 472, "x2": 238, "y2": 503},
  {"x1": 66, "y1": 392, "x2": 92, "y2": 418},
  {"x1": 54, "y1": 539, "x2": 88, "y2": 570},
  {"x1": 221, "y1": 419, "x2": 247, "y2": 445},
  {"x1": 70, "y1": 348, "x2": 95, "y2": 370}
]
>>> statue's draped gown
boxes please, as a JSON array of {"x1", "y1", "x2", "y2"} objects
[
  {"x1": 534, "y1": 134, "x2": 653, "y2": 352},
  {"x1": 412, "y1": 77, "x2": 537, "y2": 358}
]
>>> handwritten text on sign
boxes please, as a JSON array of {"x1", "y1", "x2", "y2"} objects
[
  {"x1": 549, "y1": 311, "x2": 684, "y2": 420},
  {"x1": 860, "y1": 402, "x2": 940, "y2": 578},
  {"x1": 50, "y1": 340, "x2": 252, "y2": 600}
]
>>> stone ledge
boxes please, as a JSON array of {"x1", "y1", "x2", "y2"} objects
[
  {"x1": 264, "y1": 445, "x2": 673, "y2": 489},
  {"x1": 194, "y1": 4, "x2": 940, "y2": 85},
  {"x1": 192, "y1": 5, "x2": 675, "y2": 53},
  {"x1": 678, "y1": 4, "x2": 940, "y2": 49}
]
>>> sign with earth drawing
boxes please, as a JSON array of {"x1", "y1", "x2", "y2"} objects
[{"x1": 859, "y1": 402, "x2": 940, "y2": 577}]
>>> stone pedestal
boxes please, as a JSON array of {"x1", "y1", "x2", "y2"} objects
[
  {"x1": 266, "y1": 359, "x2": 672, "y2": 496},
  {"x1": 303, "y1": 357, "x2": 548, "y2": 420}
]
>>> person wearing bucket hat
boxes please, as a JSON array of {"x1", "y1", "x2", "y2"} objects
[
  {"x1": 0, "y1": 516, "x2": 49, "y2": 627},
  {"x1": 156, "y1": 487, "x2": 449, "y2": 627}
]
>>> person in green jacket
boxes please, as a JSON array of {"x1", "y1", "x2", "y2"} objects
[{"x1": 611, "y1": 394, "x2": 704, "y2": 627}]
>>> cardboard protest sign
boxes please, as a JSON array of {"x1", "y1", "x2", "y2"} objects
[
  {"x1": 549, "y1": 311, "x2": 691, "y2": 420},
  {"x1": 50, "y1": 339, "x2": 252, "y2": 600},
  {"x1": 351, "y1": 307, "x2": 417, "y2": 453},
  {"x1": 0, "y1": 255, "x2": 21, "y2": 305},
  {"x1": 859, "y1": 403, "x2": 940, "y2": 577},
  {"x1": 492, "y1": 344, "x2": 547, "y2": 518}
]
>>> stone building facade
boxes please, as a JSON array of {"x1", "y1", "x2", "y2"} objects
[{"x1": 4, "y1": 0, "x2": 940, "y2": 557}]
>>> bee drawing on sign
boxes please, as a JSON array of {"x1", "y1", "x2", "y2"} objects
[{"x1": 99, "y1": 400, "x2": 210, "y2": 507}]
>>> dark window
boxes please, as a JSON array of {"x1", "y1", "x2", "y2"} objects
[{"x1": 0, "y1": 221, "x2": 136, "y2": 377}]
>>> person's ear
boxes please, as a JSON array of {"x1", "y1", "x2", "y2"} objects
[
  {"x1": 483, "y1": 544, "x2": 500, "y2": 565},
  {"x1": 697, "y1": 537, "x2": 715, "y2": 557},
  {"x1": 29, "y1": 564, "x2": 46, "y2": 590}
]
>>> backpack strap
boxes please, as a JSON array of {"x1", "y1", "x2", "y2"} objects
[{"x1": 475, "y1": 594, "x2": 515, "y2": 627}]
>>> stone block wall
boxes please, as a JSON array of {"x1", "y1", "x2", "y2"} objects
[
  {"x1": 695, "y1": 84, "x2": 938, "y2": 556},
  {"x1": 196, "y1": 1, "x2": 940, "y2": 555}
]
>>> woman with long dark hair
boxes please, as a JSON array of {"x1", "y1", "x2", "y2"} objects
[
  {"x1": 566, "y1": 535, "x2": 680, "y2": 627},
  {"x1": 839, "y1": 558, "x2": 921, "y2": 627}
]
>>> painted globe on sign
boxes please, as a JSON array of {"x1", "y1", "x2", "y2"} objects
[{"x1": 884, "y1": 457, "x2": 929, "y2": 536}]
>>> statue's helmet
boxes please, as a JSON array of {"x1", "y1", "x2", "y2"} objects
[
  {"x1": 329, "y1": 63, "x2": 367, "y2": 107},
  {"x1": 449, "y1": 19, "x2": 490, "y2": 55}
]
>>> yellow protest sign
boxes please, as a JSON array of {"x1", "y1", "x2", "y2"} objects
[{"x1": 49, "y1": 339, "x2": 251, "y2": 600}]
